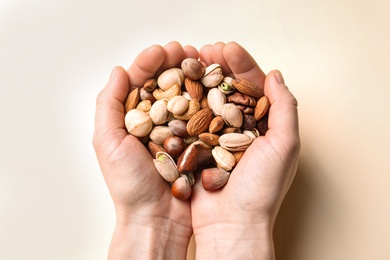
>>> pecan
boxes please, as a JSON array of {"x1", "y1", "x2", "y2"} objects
[{"x1": 227, "y1": 92, "x2": 257, "y2": 107}]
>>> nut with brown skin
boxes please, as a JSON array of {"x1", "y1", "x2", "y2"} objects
[
  {"x1": 143, "y1": 78, "x2": 158, "y2": 92},
  {"x1": 254, "y1": 96, "x2": 270, "y2": 121},
  {"x1": 125, "y1": 88, "x2": 140, "y2": 113},
  {"x1": 149, "y1": 126, "x2": 173, "y2": 145},
  {"x1": 184, "y1": 78, "x2": 203, "y2": 101},
  {"x1": 232, "y1": 78, "x2": 263, "y2": 98},
  {"x1": 201, "y1": 167, "x2": 230, "y2": 191},
  {"x1": 242, "y1": 114, "x2": 257, "y2": 130},
  {"x1": 233, "y1": 151, "x2": 245, "y2": 165},
  {"x1": 209, "y1": 116, "x2": 225, "y2": 134},
  {"x1": 177, "y1": 141, "x2": 213, "y2": 174},
  {"x1": 186, "y1": 108, "x2": 213, "y2": 136},
  {"x1": 171, "y1": 176, "x2": 192, "y2": 200},
  {"x1": 198, "y1": 133, "x2": 220, "y2": 146},
  {"x1": 148, "y1": 141, "x2": 166, "y2": 158},
  {"x1": 168, "y1": 120, "x2": 189, "y2": 138},
  {"x1": 181, "y1": 58, "x2": 205, "y2": 81},
  {"x1": 139, "y1": 88, "x2": 157, "y2": 103},
  {"x1": 163, "y1": 136, "x2": 186, "y2": 158},
  {"x1": 227, "y1": 91, "x2": 257, "y2": 107}
]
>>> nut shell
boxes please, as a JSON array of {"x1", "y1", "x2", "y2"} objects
[
  {"x1": 157, "y1": 68, "x2": 184, "y2": 91},
  {"x1": 124, "y1": 109, "x2": 153, "y2": 137}
]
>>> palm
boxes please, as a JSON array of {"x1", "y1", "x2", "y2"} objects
[
  {"x1": 191, "y1": 42, "x2": 299, "y2": 233},
  {"x1": 93, "y1": 42, "x2": 200, "y2": 232}
]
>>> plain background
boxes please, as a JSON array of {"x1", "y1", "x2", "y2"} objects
[{"x1": 1, "y1": 0, "x2": 389, "y2": 259}]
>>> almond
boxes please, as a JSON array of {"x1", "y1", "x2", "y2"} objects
[
  {"x1": 184, "y1": 78, "x2": 203, "y2": 101},
  {"x1": 198, "y1": 133, "x2": 220, "y2": 146},
  {"x1": 254, "y1": 96, "x2": 269, "y2": 121},
  {"x1": 124, "y1": 88, "x2": 139, "y2": 113},
  {"x1": 209, "y1": 116, "x2": 225, "y2": 133},
  {"x1": 232, "y1": 78, "x2": 263, "y2": 98},
  {"x1": 186, "y1": 108, "x2": 213, "y2": 136}
]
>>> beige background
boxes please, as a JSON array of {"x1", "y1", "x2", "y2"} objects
[{"x1": 1, "y1": 0, "x2": 389, "y2": 259}]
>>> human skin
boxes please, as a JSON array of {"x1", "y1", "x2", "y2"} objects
[
  {"x1": 190, "y1": 42, "x2": 300, "y2": 260},
  {"x1": 93, "y1": 41, "x2": 300, "y2": 260},
  {"x1": 93, "y1": 41, "x2": 199, "y2": 259}
]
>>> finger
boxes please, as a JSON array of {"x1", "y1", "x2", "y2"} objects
[
  {"x1": 93, "y1": 66, "x2": 129, "y2": 150},
  {"x1": 183, "y1": 45, "x2": 199, "y2": 60},
  {"x1": 264, "y1": 70, "x2": 300, "y2": 147},
  {"x1": 127, "y1": 44, "x2": 166, "y2": 87},
  {"x1": 223, "y1": 41, "x2": 266, "y2": 89},
  {"x1": 209, "y1": 42, "x2": 231, "y2": 75},
  {"x1": 159, "y1": 41, "x2": 185, "y2": 70},
  {"x1": 199, "y1": 44, "x2": 213, "y2": 65}
]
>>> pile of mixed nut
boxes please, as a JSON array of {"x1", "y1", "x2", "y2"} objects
[{"x1": 124, "y1": 58, "x2": 270, "y2": 200}]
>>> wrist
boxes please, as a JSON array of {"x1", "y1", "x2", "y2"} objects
[
  {"x1": 194, "y1": 222, "x2": 274, "y2": 260},
  {"x1": 108, "y1": 210, "x2": 192, "y2": 260}
]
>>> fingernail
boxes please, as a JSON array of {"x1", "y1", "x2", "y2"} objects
[
  {"x1": 109, "y1": 66, "x2": 118, "y2": 81},
  {"x1": 274, "y1": 70, "x2": 285, "y2": 84}
]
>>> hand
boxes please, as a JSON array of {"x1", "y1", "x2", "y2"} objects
[
  {"x1": 190, "y1": 42, "x2": 301, "y2": 259},
  {"x1": 93, "y1": 42, "x2": 198, "y2": 259}
]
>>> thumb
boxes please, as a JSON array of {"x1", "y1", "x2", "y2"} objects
[{"x1": 264, "y1": 70, "x2": 300, "y2": 147}]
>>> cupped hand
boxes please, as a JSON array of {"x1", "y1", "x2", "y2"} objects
[
  {"x1": 93, "y1": 42, "x2": 198, "y2": 259},
  {"x1": 191, "y1": 42, "x2": 301, "y2": 259}
]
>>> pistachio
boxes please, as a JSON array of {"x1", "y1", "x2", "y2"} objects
[
  {"x1": 212, "y1": 146, "x2": 236, "y2": 171},
  {"x1": 124, "y1": 109, "x2": 153, "y2": 137},
  {"x1": 149, "y1": 99, "x2": 170, "y2": 125},
  {"x1": 218, "y1": 133, "x2": 253, "y2": 152},
  {"x1": 153, "y1": 152, "x2": 180, "y2": 183},
  {"x1": 201, "y1": 64, "x2": 224, "y2": 88},
  {"x1": 221, "y1": 103, "x2": 243, "y2": 128},
  {"x1": 167, "y1": 95, "x2": 189, "y2": 115},
  {"x1": 218, "y1": 76, "x2": 235, "y2": 95},
  {"x1": 243, "y1": 129, "x2": 260, "y2": 140},
  {"x1": 207, "y1": 87, "x2": 226, "y2": 116},
  {"x1": 157, "y1": 68, "x2": 185, "y2": 91}
]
